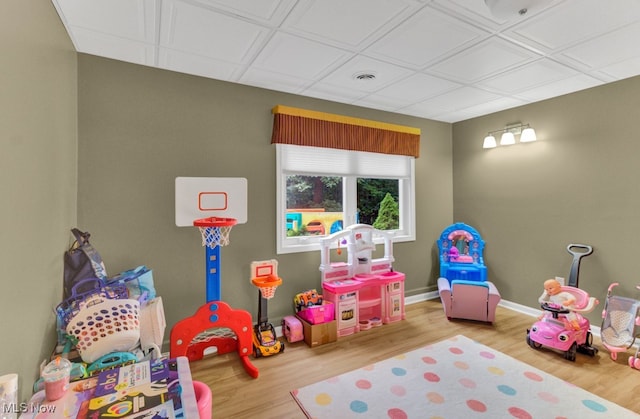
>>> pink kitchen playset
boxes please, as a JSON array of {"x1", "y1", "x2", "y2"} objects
[{"x1": 319, "y1": 224, "x2": 405, "y2": 337}]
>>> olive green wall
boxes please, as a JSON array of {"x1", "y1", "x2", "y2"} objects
[
  {"x1": 452, "y1": 75, "x2": 640, "y2": 324},
  {"x1": 0, "y1": 0, "x2": 77, "y2": 402},
  {"x1": 76, "y1": 55, "x2": 453, "y2": 342}
]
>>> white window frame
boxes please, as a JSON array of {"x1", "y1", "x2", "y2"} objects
[{"x1": 276, "y1": 144, "x2": 416, "y2": 254}]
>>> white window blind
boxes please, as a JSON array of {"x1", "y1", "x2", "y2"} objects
[{"x1": 279, "y1": 144, "x2": 413, "y2": 178}]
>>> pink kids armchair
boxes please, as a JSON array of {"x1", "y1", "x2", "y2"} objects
[{"x1": 436, "y1": 223, "x2": 501, "y2": 323}]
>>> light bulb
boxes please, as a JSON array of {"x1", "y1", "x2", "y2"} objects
[
  {"x1": 483, "y1": 135, "x2": 497, "y2": 148},
  {"x1": 520, "y1": 127, "x2": 537, "y2": 142},
  {"x1": 500, "y1": 132, "x2": 515, "y2": 145}
]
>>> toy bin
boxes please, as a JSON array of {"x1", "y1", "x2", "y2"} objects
[
  {"x1": 66, "y1": 298, "x2": 141, "y2": 363},
  {"x1": 297, "y1": 301, "x2": 334, "y2": 324},
  {"x1": 282, "y1": 315, "x2": 304, "y2": 343}
]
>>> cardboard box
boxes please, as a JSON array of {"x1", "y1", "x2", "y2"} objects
[
  {"x1": 296, "y1": 301, "x2": 335, "y2": 324},
  {"x1": 296, "y1": 314, "x2": 337, "y2": 347}
]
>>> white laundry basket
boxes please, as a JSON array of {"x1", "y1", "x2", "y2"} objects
[{"x1": 66, "y1": 298, "x2": 140, "y2": 363}]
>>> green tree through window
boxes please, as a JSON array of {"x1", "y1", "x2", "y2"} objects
[{"x1": 373, "y1": 192, "x2": 399, "y2": 230}]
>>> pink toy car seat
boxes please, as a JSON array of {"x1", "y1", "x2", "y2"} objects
[{"x1": 438, "y1": 278, "x2": 501, "y2": 323}]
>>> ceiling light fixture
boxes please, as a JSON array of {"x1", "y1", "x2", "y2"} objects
[
  {"x1": 482, "y1": 122, "x2": 536, "y2": 149},
  {"x1": 484, "y1": 0, "x2": 549, "y2": 19}
]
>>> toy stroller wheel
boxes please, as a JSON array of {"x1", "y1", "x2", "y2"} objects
[
  {"x1": 628, "y1": 356, "x2": 634, "y2": 368},
  {"x1": 565, "y1": 343, "x2": 577, "y2": 362}
]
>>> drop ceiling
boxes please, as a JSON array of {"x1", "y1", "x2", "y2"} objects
[{"x1": 52, "y1": 0, "x2": 640, "y2": 123}]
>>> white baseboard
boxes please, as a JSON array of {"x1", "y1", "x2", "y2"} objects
[
  {"x1": 167, "y1": 292, "x2": 614, "y2": 349},
  {"x1": 405, "y1": 290, "x2": 439, "y2": 305},
  {"x1": 411, "y1": 292, "x2": 605, "y2": 339}
]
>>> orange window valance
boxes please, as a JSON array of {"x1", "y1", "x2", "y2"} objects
[{"x1": 271, "y1": 105, "x2": 421, "y2": 158}]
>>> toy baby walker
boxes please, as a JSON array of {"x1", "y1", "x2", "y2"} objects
[
  {"x1": 526, "y1": 244, "x2": 599, "y2": 361},
  {"x1": 250, "y1": 260, "x2": 284, "y2": 357},
  {"x1": 171, "y1": 177, "x2": 258, "y2": 378},
  {"x1": 600, "y1": 282, "x2": 640, "y2": 367},
  {"x1": 319, "y1": 224, "x2": 405, "y2": 337}
]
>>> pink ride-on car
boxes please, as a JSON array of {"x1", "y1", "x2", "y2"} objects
[
  {"x1": 527, "y1": 244, "x2": 599, "y2": 361},
  {"x1": 527, "y1": 302, "x2": 598, "y2": 361}
]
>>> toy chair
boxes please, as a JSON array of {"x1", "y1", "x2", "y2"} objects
[{"x1": 436, "y1": 223, "x2": 500, "y2": 323}]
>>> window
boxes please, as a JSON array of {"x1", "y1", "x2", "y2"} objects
[{"x1": 276, "y1": 144, "x2": 415, "y2": 254}]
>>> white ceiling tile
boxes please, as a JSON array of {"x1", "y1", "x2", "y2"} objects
[
  {"x1": 158, "y1": 49, "x2": 240, "y2": 80},
  {"x1": 283, "y1": 0, "x2": 417, "y2": 48},
  {"x1": 53, "y1": 0, "x2": 157, "y2": 43},
  {"x1": 160, "y1": 0, "x2": 270, "y2": 63},
  {"x1": 366, "y1": 5, "x2": 489, "y2": 68},
  {"x1": 370, "y1": 73, "x2": 462, "y2": 102},
  {"x1": 421, "y1": 112, "x2": 458, "y2": 123},
  {"x1": 351, "y1": 96, "x2": 406, "y2": 112},
  {"x1": 432, "y1": 0, "x2": 501, "y2": 23},
  {"x1": 401, "y1": 87, "x2": 502, "y2": 115},
  {"x1": 597, "y1": 56, "x2": 640, "y2": 80},
  {"x1": 187, "y1": 0, "x2": 296, "y2": 24},
  {"x1": 437, "y1": 0, "x2": 556, "y2": 26},
  {"x1": 250, "y1": 32, "x2": 353, "y2": 80},
  {"x1": 448, "y1": 96, "x2": 527, "y2": 121},
  {"x1": 559, "y1": 22, "x2": 640, "y2": 70},
  {"x1": 428, "y1": 37, "x2": 540, "y2": 82},
  {"x1": 477, "y1": 59, "x2": 578, "y2": 94},
  {"x1": 320, "y1": 56, "x2": 413, "y2": 93},
  {"x1": 514, "y1": 73, "x2": 603, "y2": 102},
  {"x1": 302, "y1": 82, "x2": 369, "y2": 103},
  {"x1": 240, "y1": 67, "x2": 311, "y2": 93},
  {"x1": 71, "y1": 27, "x2": 155, "y2": 66},
  {"x1": 506, "y1": 0, "x2": 640, "y2": 51}
]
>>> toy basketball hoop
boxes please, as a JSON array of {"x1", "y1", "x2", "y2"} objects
[
  {"x1": 251, "y1": 275, "x2": 282, "y2": 300},
  {"x1": 193, "y1": 217, "x2": 237, "y2": 248}
]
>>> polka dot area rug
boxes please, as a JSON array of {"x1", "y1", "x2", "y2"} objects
[{"x1": 290, "y1": 335, "x2": 639, "y2": 419}]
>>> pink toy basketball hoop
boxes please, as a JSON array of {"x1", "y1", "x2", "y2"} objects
[
  {"x1": 193, "y1": 216, "x2": 237, "y2": 248},
  {"x1": 251, "y1": 275, "x2": 282, "y2": 300}
]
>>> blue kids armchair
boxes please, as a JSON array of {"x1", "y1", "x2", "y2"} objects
[{"x1": 436, "y1": 223, "x2": 500, "y2": 323}]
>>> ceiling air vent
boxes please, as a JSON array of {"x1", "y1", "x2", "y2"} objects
[{"x1": 353, "y1": 72, "x2": 376, "y2": 81}]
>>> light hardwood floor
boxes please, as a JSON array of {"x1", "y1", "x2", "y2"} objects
[{"x1": 188, "y1": 299, "x2": 640, "y2": 418}]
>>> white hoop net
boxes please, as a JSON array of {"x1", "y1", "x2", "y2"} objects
[
  {"x1": 191, "y1": 328, "x2": 236, "y2": 343},
  {"x1": 258, "y1": 285, "x2": 278, "y2": 300},
  {"x1": 198, "y1": 225, "x2": 233, "y2": 248}
]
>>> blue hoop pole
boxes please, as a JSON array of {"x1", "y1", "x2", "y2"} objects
[{"x1": 205, "y1": 245, "x2": 221, "y2": 302}]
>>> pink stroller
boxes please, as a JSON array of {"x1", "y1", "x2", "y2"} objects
[{"x1": 600, "y1": 283, "x2": 640, "y2": 368}]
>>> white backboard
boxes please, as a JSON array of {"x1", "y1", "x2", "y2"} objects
[
  {"x1": 250, "y1": 259, "x2": 279, "y2": 280},
  {"x1": 175, "y1": 177, "x2": 247, "y2": 226}
]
